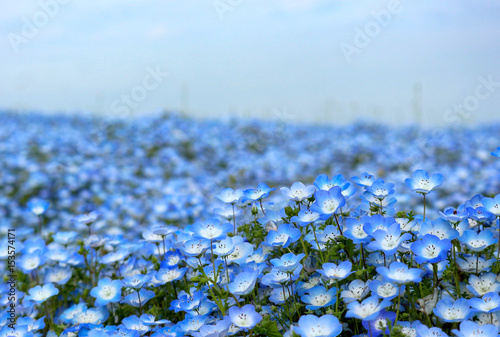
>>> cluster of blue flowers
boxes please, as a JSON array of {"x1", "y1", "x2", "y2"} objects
[
  {"x1": 4, "y1": 164, "x2": 500, "y2": 336},
  {"x1": 1, "y1": 112, "x2": 500, "y2": 337}
]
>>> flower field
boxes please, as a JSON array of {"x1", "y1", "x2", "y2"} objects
[{"x1": 2, "y1": 111, "x2": 500, "y2": 337}]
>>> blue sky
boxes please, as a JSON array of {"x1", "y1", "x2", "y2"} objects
[{"x1": 1, "y1": 0, "x2": 500, "y2": 125}]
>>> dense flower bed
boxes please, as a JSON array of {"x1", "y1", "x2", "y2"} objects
[{"x1": 1, "y1": 112, "x2": 500, "y2": 337}]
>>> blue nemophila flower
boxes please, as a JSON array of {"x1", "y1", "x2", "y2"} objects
[
  {"x1": 0, "y1": 326, "x2": 32, "y2": 337},
  {"x1": 313, "y1": 174, "x2": 357, "y2": 199},
  {"x1": 85, "y1": 235, "x2": 108, "y2": 248},
  {"x1": 139, "y1": 314, "x2": 170, "y2": 325},
  {"x1": 59, "y1": 302, "x2": 88, "y2": 324},
  {"x1": 452, "y1": 320, "x2": 499, "y2": 337},
  {"x1": 366, "y1": 252, "x2": 396, "y2": 267},
  {"x1": 178, "y1": 314, "x2": 209, "y2": 333},
  {"x1": 52, "y1": 231, "x2": 79, "y2": 245},
  {"x1": 72, "y1": 210, "x2": 101, "y2": 225},
  {"x1": 122, "y1": 274, "x2": 152, "y2": 289},
  {"x1": 248, "y1": 246, "x2": 270, "y2": 264},
  {"x1": 340, "y1": 279, "x2": 370, "y2": 304},
  {"x1": 459, "y1": 229, "x2": 497, "y2": 252},
  {"x1": 44, "y1": 266, "x2": 72, "y2": 285},
  {"x1": 360, "y1": 192, "x2": 397, "y2": 209},
  {"x1": 122, "y1": 289, "x2": 155, "y2": 308},
  {"x1": 290, "y1": 209, "x2": 321, "y2": 227},
  {"x1": 368, "y1": 279, "x2": 403, "y2": 301},
  {"x1": 266, "y1": 223, "x2": 301, "y2": 249},
  {"x1": 261, "y1": 267, "x2": 301, "y2": 288},
  {"x1": 345, "y1": 296, "x2": 392, "y2": 321},
  {"x1": 365, "y1": 179, "x2": 395, "y2": 200},
  {"x1": 363, "y1": 215, "x2": 398, "y2": 235},
  {"x1": 304, "y1": 225, "x2": 341, "y2": 249},
  {"x1": 405, "y1": 169, "x2": 443, "y2": 194},
  {"x1": 122, "y1": 315, "x2": 151, "y2": 334},
  {"x1": 297, "y1": 274, "x2": 323, "y2": 296},
  {"x1": 396, "y1": 217, "x2": 418, "y2": 232},
  {"x1": 465, "y1": 194, "x2": 485, "y2": 209},
  {"x1": 191, "y1": 218, "x2": 233, "y2": 240},
  {"x1": 90, "y1": 278, "x2": 122, "y2": 306},
  {"x1": 411, "y1": 234, "x2": 451, "y2": 264},
  {"x1": 228, "y1": 268, "x2": 259, "y2": 296},
  {"x1": 101, "y1": 248, "x2": 131, "y2": 265},
  {"x1": 482, "y1": 194, "x2": 500, "y2": 216},
  {"x1": 241, "y1": 183, "x2": 275, "y2": 203},
  {"x1": 161, "y1": 249, "x2": 183, "y2": 268},
  {"x1": 269, "y1": 287, "x2": 292, "y2": 304},
  {"x1": 24, "y1": 283, "x2": 59, "y2": 303},
  {"x1": 344, "y1": 218, "x2": 370, "y2": 244},
  {"x1": 109, "y1": 328, "x2": 139, "y2": 337},
  {"x1": 458, "y1": 255, "x2": 495, "y2": 273},
  {"x1": 294, "y1": 314, "x2": 342, "y2": 337},
  {"x1": 317, "y1": 261, "x2": 354, "y2": 281},
  {"x1": 182, "y1": 239, "x2": 211, "y2": 256},
  {"x1": 258, "y1": 210, "x2": 284, "y2": 231},
  {"x1": 351, "y1": 172, "x2": 375, "y2": 187},
  {"x1": 398, "y1": 321, "x2": 420, "y2": 337},
  {"x1": 178, "y1": 290, "x2": 205, "y2": 312},
  {"x1": 418, "y1": 218, "x2": 459, "y2": 240},
  {"x1": 314, "y1": 174, "x2": 349, "y2": 191},
  {"x1": 45, "y1": 244, "x2": 70, "y2": 264},
  {"x1": 18, "y1": 251, "x2": 45, "y2": 273},
  {"x1": 467, "y1": 272, "x2": 500, "y2": 296},
  {"x1": 27, "y1": 198, "x2": 50, "y2": 216},
  {"x1": 416, "y1": 325, "x2": 449, "y2": 337},
  {"x1": 171, "y1": 289, "x2": 196, "y2": 312},
  {"x1": 281, "y1": 182, "x2": 316, "y2": 202},
  {"x1": 376, "y1": 262, "x2": 423, "y2": 284},
  {"x1": 225, "y1": 238, "x2": 254, "y2": 265},
  {"x1": 212, "y1": 236, "x2": 237, "y2": 256},
  {"x1": 362, "y1": 310, "x2": 395, "y2": 337},
  {"x1": 310, "y1": 186, "x2": 346, "y2": 219},
  {"x1": 300, "y1": 286, "x2": 337, "y2": 310},
  {"x1": 16, "y1": 316, "x2": 45, "y2": 331},
  {"x1": 186, "y1": 300, "x2": 218, "y2": 316},
  {"x1": 366, "y1": 223, "x2": 411, "y2": 255},
  {"x1": 193, "y1": 320, "x2": 231, "y2": 337},
  {"x1": 217, "y1": 188, "x2": 244, "y2": 204},
  {"x1": 433, "y1": 298, "x2": 478, "y2": 323},
  {"x1": 151, "y1": 224, "x2": 178, "y2": 236},
  {"x1": 226, "y1": 304, "x2": 262, "y2": 330},
  {"x1": 440, "y1": 206, "x2": 469, "y2": 222},
  {"x1": 467, "y1": 206, "x2": 495, "y2": 222},
  {"x1": 456, "y1": 219, "x2": 472, "y2": 236},
  {"x1": 270, "y1": 252, "x2": 305, "y2": 273},
  {"x1": 476, "y1": 311, "x2": 500, "y2": 327},
  {"x1": 469, "y1": 292, "x2": 500, "y2": 313}
]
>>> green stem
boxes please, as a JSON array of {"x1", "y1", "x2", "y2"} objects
[
  {"x1": 433, "y1": 263, "x2": 438, "y2": 291},
  {"x1": 299, "y1": 236, "x2": 309, "y2": 259},
  {"x1": 393, "y1": 286, "x2": 402, "y2": 332},
  {"x1": 333, "y1": 214, "x2": 343, "y2": 236},
  {"x1": 312, "y1": 225, "x2": 325, "y2": 264},
  {"x1": 137, "y1": 289, "x2": 142, "y2": 315},
  {"x1": 423, "y1": 193, "x2": 426, "y2": 222},
  {"x1": 452, "y1": 242, "x2": 461, "y2": 298}
]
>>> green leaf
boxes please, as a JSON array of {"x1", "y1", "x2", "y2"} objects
[{"x1": 252, "y1": 317, "x2": 283, "y2": 337}]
